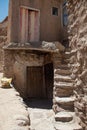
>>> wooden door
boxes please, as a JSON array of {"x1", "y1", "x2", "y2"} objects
[
  {"x1": 27, "y1": 66, "x2": 46, "y2": 98},
  {"x1": 20, "y1": 8, "x2": 28, "y2": 43},
  {"x1": 20, "y1": 8, "x2": 40, "y2": 43},
  {"x1": 29, "y1": 11, "x2": 40, "y2": 42}
]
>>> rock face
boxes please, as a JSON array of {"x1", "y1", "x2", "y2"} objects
[
  {"x1": 67, "y1": 0, "x2": 87, "y2": 129},
  {"x1": 0, "y1": 17, "x2": 8, "y2": 71}
]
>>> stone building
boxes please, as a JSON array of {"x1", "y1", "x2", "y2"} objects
[
  {"x1": 3, "y1": 0, "x2": 87, "y2": 129},
  {"x1": 3, "y1": 0, "x2": 68, "y2": 99}
]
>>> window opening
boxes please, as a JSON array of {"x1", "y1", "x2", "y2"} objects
[{"x1": 52, "y1": 7, "x2": 58, "y2": 16}]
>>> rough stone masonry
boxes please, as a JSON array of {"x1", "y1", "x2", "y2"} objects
[
  {"x1": 67, "y1": 0, "x2": 87, "y2": 129},
  {"x1": 0, "y1": 17, "x2": 8, "y2": 71}
]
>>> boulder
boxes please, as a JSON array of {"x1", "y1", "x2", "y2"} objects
[
  {"x1": 42, "y1": 41, "x2": 65, "y2": 51},
  {"x1": 42, "y1": 41, "x2": 56, "y2": 50}
]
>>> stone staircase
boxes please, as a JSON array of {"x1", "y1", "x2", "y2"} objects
[{"x1": 53, "y1": 49, "x2": 82, "y2": 130}]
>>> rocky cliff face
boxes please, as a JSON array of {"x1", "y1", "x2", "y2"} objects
[
  {"x1": 67, "y1": 0, "x2": 87, "y2": 129},
  {"x1": 0, "y1": 16, "x2": 8, "y2": 71}
]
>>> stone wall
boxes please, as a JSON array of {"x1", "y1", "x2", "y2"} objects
[
  {"x1": 67, "y1": 0, "x2": 87, "y2": 129},
  {"x1": 0, "y1": 17, "x2": 8, "y2": 71},
  {"x1": 3, "y1": 48, "x2": 53, "y2": 98},
  {"x1": 3, "y1": 41, "x2": 65, "y2": 98}
]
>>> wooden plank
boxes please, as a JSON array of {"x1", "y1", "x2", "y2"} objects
[
  {"x1": 28, "y1": 10, "x2": 40, "y2": 42},
  {"x1": 20, "y1": 8, "x2": 28, "y2": 43},
  {"x1": 25, "y1": 9, "x2": 28, "y2": 42},
  {"x1": 34, "y1": 11, "x2": 40, "y2": 41},
  {"x1": 29, "y1": 11, "x2": 35, "y2": 41},
  {"x1": 22, "y1": 8, "x2": 25, "y2": 43},
  {"x1": 27, "y1": 66, "x2": 46, "y2": 98}
]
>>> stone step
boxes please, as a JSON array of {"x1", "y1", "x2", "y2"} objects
[
  {"x1": 62, "y1": 52, "x2": 71, "y2": 59},
  {"x1": 54, "y1": 96, "x2": 75, "y2": 111},
  {"x1": 54, "y1": 75, "x2": 73, "y2": 82},
  {"x1": 57, "y1": 64, "x2": 70, "y2": 70},
  {"x1": 54, "y1": 122, "x2": 82, "y2": 130},
  {"x1": 54, "y1": 89, "x2": 73, "y2": 97},
  {"x1": 54, "y1": 61, "x2": 62, "y2": 66},
  {"x1": 54, "y1": 82, "x2": 74, "y2": 97},
  {"x1": 65, "y1": 51, "x2": 71, "y2": 55},
  {"x1": 54, "y1": 82, "x2": 73, "y2": 89},
  {"x1": 55, "y1": 112, "x2": 73, "y2": 122},
  {"x1": 65, "y1": 48, "x2": 71, "y2": 52},
  {"x1": 65, "y1": 51, "x2": 71, "y2": 54},
  {"x1": 54, "y1": 88, "x2": 73, "y2": 97},
  {"x1": 61, "y1": 59, "x2": 70, "y2": 64},
  {"x1": 54, "y1": 96, "x2": 75, "y2": 105},
  {"x1": 55, "y1": 69, "x2": 71, "y2": 75}
]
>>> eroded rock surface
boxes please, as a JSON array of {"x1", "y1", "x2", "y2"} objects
[{"x1": 67, "y1": 0, "x2": 87, "y2": 129}]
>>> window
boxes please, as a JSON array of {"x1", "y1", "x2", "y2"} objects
[
  {"x1": 52, "y1": 7, "x2": 58, "y2": 16},
  {"x1": 63, "y1": 1, "x2": 68, "y2": 26}
]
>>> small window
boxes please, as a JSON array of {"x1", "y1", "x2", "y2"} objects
[{"x1": 52, "y1": 7, "x2": 58, "y2": 16}]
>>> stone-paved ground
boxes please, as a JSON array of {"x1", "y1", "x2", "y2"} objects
[
  {"x1": 25, "y1": 99, "x2": 55, "y2": 130},
  {"x1": 25, "y1": 99, "x2": 82, "y2": 130},
  {"x1": 0, "y1": 73, "x2": 30, "y2": 130}
]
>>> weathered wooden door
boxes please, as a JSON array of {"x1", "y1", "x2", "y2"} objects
[
  {"x1": 20, "y1": 7, "x2": 40, "y2": 43},
  {"x1": 28, "y1": 11, "x2": 40, "y2": 42},
  {"x1": 20, "y1": 8, "x2": 28, "y2": 43},
  {"x1": 27, "y1": 66, "x2": 46, "y2": 98}
]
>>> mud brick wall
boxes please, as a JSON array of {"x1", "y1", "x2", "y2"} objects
[{"x1": 67, "y1": 0, "x2": 87, "y2": 129}]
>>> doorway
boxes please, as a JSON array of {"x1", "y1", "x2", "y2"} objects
[
  {"x1": 27, "y1": 66, "x2": 46, "y2": 98},
  {"x1": 44, "y1": 63, "x2": 54, "y2": 99},
  {"x1": 26, "y1": 63, "x2": 54, "y2": 99}
]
